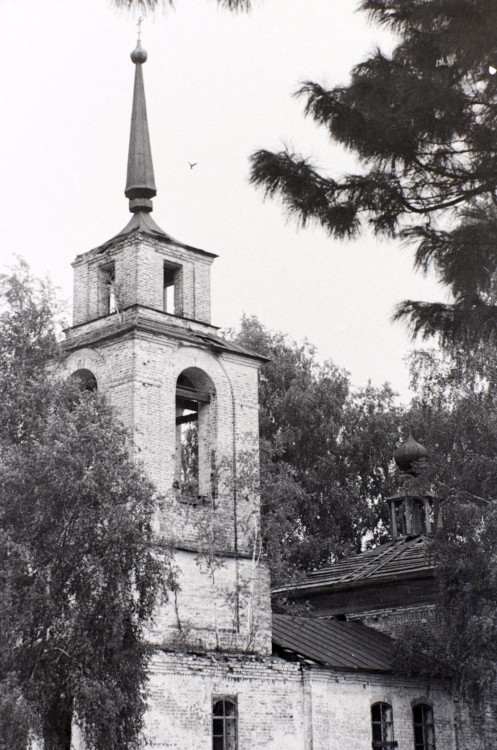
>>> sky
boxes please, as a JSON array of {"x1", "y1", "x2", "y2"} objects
[{"x1": 0, "y1": 0, "x2": 445, "y2": 400}]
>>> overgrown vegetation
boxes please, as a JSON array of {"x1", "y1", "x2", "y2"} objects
[
  {"x1": 226, "y1": 315, "x2": 404, "y2": 583},
  {"x1": 0, "y1": 262, "x2": 172, "y2": 750},
  {"x1": 229, "y1": 315, "x2": 497, "y2": 705}
]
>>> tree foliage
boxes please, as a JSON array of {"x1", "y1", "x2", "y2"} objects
[
  {"x1": 230, "y1": 315, "x2": 497, "y2": 704},
  {"x1": 250, "y1": 0, "x2": 497, "y2": 347},
  {"x1": 395, "y1": 345, "x2": 497, "y2": 704},
  {"x1": 226, "y1": 315, "x2": 403, "y2": 583},
  {"x1": 0, "y1": 262, "x2": 171, "y2": 750},
  {"x1": 394, "y1": 204, "x2": 497, "y2": 345},
  {"x1": 112, "y1": 0, "x2": 251, "y2": 12}
]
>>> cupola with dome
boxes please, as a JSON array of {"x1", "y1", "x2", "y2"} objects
[{"x1": 387, "y1": 433, "x2": 440, "y2": 538}]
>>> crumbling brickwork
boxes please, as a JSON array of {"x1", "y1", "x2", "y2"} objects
[
  {"x1": 142, "y1": 652, "x2": 457, "y2": 750},
  {"x1": 65, "y1": 230, "x2": 270, "y2": 656},
  {"x1": 63, "y1": 226, "x2": 471, "y2": 750}
]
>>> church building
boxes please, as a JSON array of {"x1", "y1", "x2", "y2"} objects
[{"x1": 61, "y1": 40, "x2": 476, "y2": 750}]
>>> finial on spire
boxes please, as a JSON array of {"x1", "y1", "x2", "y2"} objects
[{"x1": 125, "y1": 27, "x2": 157, "y2": 214}]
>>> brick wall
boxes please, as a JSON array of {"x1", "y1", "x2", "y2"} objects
[
  {"x1": 65, "y1": 232, "x2": 270, "y2": 655},
  {"x1": 72, "y1": 234, "x2": 213, "y2": 326},
  {"x1": 64, "y1": 230, "x2": 469, "y2": 750},
  {"x1": 349, "y1": 603, "x2": 437, "y2": 638},
  {"x1": 140, "y1": 652, "x2": 457, "y2": 750}
]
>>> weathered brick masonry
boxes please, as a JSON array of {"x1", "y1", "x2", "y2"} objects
[
  {"x1": 60, "y1": 41, "x2": 478, "y2": 750},
  {"x1": 143, "y1": 652, "x2": 457, "y2": 750},
  {"x1": 63, "y1": 223, "x2": 463, "y2": 750}
]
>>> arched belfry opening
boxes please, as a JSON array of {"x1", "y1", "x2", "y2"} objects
[
  {"x1": 175, "y1": 367, "x2": 216, "y2": 503},
  {"x1": 71, "y1": 368, "x2": 98, "y2": 392}
]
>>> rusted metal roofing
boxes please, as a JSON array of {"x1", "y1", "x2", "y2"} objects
[
  {"x1": 272, "y1": 614, "x2": 397, "y2": 672},
  {"x1": 273, "y1": 536, "x2": 433, "y2": 596}
]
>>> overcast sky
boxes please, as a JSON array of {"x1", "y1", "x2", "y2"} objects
[{"x1": 1, "y1": 0, "x2": 445, "y2": 400}]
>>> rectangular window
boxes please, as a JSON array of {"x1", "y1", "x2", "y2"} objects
[
  {"x1": 101, "y1": 263, "x2": 116, "y2": 315},
  {"x1": 212, "y1": 698, "x2": 237, "y2": 750},
  {"x1": 164, "y1": 263, "x2": 181, "y2": 315}
]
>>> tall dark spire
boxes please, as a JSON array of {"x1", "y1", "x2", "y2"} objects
[{"x1": 125, "y1": 40, "x2": 157, "y2": 214}]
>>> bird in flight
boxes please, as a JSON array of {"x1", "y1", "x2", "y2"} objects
[{"x1": 189, "y1": 162, "x2": 198, "y2": 170}]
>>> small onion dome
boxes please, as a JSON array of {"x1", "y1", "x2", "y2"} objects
[
  {"x1": 131, "y1": 41, "x2": 147, "y2": 64},
  {"x1": 394, "y1": 432, "x2": 428, "y2": 474}
]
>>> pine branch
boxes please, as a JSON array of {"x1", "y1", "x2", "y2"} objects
[{"x1": 394, "y1": 298, "x2": 497, "y2": 347}]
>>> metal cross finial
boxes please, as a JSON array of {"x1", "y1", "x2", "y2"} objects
[{"x1": 137, "y1": 16, "x2": 144, "y2": 42}]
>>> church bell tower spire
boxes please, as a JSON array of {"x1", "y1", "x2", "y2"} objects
[{"x1": 125, "y1": 38, "x2": 157, "y2": 214}]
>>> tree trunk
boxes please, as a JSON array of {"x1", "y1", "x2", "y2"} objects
[{"x1": 42, "y1": 698, "x2": 72, "y2": 750}]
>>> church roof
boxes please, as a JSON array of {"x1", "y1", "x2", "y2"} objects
[
  {"x1": 273, "y1": 536, "x2": 433, "y2": 597},
  {"x1": 96, "y1": 211, "x2": 218, "y2": 259},
  {"x1": 273, "y1": 614, "x2": 415, "y2": 673}
]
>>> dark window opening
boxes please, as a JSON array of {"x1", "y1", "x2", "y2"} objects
[
  {"x1": 371, "y1": 702, "x2": 397, "y2": 749},
  {"x1": 413, "y1": 704, "x2": 435, "y2": 750},
  {"x1": 71, "y1": 368, "x2": 97, "y2": 393},
  {"x1": 164, "y1": 263, "x2": 180, "y2": 315},
  {"x1": 212, "y1": 698, "x2": 237, "y2": 750},
  {"x1": 393, "y1": 496, "x2": 436, "y2": 537},
  {"x1": 101, "y1": 263, "x2": 116, "y2": 315},
  {"x1": 411, "y1": 499, "x2": 428, "y2": 535},
  {"x1": 175, "y1": 372, "x2": 212, "y2": 502}
]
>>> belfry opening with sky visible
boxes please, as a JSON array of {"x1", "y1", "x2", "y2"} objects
[{"x1": 58, "y1": 37, "x2": 487, "y2": 750}]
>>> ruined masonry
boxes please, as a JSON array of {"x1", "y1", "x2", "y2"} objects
[{"x1": 61, "y1": 41, "x2": 475, "y2": 750}]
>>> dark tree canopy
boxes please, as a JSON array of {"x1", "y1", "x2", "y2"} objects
[
  {"x1": 226, "y1": 315, "x2": 403, "y2": 583},
  {"x1": 229, "y1": 316, "x2": 497, "y2": 704},
  {"x1": 250, "y1": 0, "x2": 497, "y2": 347},
  {"x1": 0, "y1": 262, "x2": 172, "y2": 750},
  {"x1": 394, "y1": 345, "x2": 497, "y2": 704},
  {"x1": 394, "y1": 204, "x2": 497, "y2": 346}
]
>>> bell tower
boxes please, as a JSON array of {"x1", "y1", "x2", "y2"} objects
[{"x1": 63, "y1": 41, "x2": 271, "y2": 655}]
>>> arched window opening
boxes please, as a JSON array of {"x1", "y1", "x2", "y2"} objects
[
  {"x1": 371, "y1": 702, "x2": 397, "y2": 749},
  {"x1": 175, "y1": 368, "x2": 215, "y2": 504},
  {"x1": 212, "y1": 698, "x2": 237, "y2": 750},
  {"x1": 71, "y1": 368, "x2": 98, "y2": 393},
  {"x1": 413, "y1": 704, "x2": 435, "y2": 750}
]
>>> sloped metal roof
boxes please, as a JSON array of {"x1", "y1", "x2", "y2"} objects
[
  {"x1": 273, "y1": 536, "x2": 433, "y2": 596},
  {"x1": 272, "y1": 614, "x2": 397, "y2": 672},
  {"x1": 96, "y1": 211, "x2": 218, "y2": 259},
  {"x1": 195, "y1": 332, "x2": 270, "y2": 362}
]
